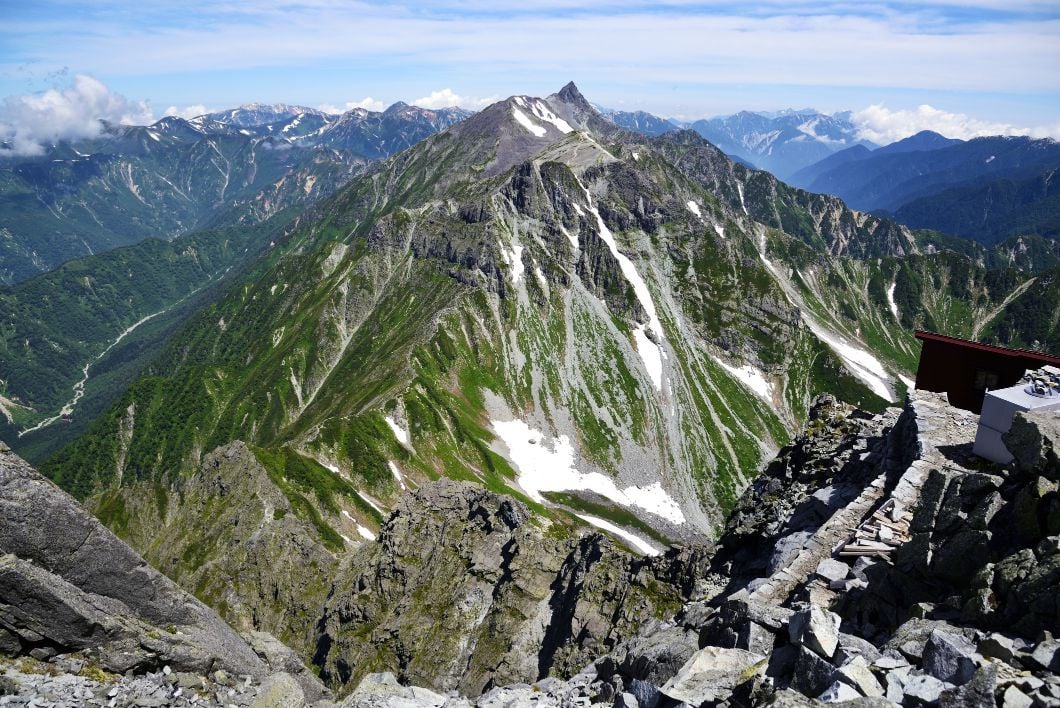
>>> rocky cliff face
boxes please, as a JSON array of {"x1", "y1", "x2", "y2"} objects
[
  {"x1": 0, "y1": 441, "x2": 341, "y2": 706},
  {"x1": 315, "y1": 479, "x2": 709, "y2": 696}
]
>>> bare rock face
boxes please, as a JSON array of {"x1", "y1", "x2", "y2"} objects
[
  {"x1": 0, "y1": 443, "x2": 267, "y2": 677},
  {"x1": 314, "y1": 479, "x2": 710, "y2": 697}
]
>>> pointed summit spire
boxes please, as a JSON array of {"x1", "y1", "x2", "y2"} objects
[{"x1": 556, "y1": 81, "x2": 592, "y2": 111}]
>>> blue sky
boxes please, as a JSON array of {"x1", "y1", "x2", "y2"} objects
[{"x1": 2, "y1": 0, "x2": 1059, "y2": 143}]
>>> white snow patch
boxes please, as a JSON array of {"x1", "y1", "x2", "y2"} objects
[
  {"x1": 575, "y1": 514, "x2": 660, "y2": 556},
  {"x1": 146, "y1": 130, "x2": 160, "y2": 142},
  {"x1": 985, "y1": 155, "x2": 995, "y2": 163},
  {"x1": 529, "y1": 100, "x2": 573, "y2": 133},
  {"x1": 385, "y1": 416, "x2": 410, "y2": 446},
  {"x1": 814, "y1": 328, "x2": 892, "y2": 401},
  {"x1": 899, "y1": 374, "x2": 916, "y2": 391},
  {"x1": 512, "y1": 107, "x2": 546, "y2": 137},
  {"x1": 492, "y1": 418, "x2": 685, "y2": 525},
  {"x1": 575, "y1": 177, "x2": 667, "y2": 390},
  {"x1": 632, "y1": 151, "x2": 640, "y2": 161},
  {"x1": 886, "y1": 281, "x2": 899, "y2": 319},
  {"x1": 324, "y1": 462, "x2": 341, "y2": 475},
  {"x1": 717, "y1": 361, "x2": 772, "y2": 401},
  {"x1": 340, "y1": 533, "x2": 354, "y2": 546},
  {"x1": 357, "y1": 493, "x2": 385, "y2": 516},
  {"x1": 633, "y1": 325, "x2": 663, "y2": 390},
  {"x1": 686, "y1": 200, "x2": 702, "y2": 218},
  {"x1": 736, "y1": 183, "x2": 749, "y2": 215},
  {"x1": 500, "y1": 241, "x2": 524, "y2": 283},
  {"x1": 357, "y1": 524, "x2": 377, "y2": 541},
  {"x1": 388, "y1": 461, "x2": 407, "y2": 491}
]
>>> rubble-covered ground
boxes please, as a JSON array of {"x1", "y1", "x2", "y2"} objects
[{"x1": 344, "y1": 392, "x2": 1060, "y2": 707}]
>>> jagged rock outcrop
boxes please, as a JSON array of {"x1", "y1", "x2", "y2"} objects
[
  {"x1": 0, "y1": 442, "x2": 267, "y2": 677},
  {"x1": 367, "y1": 394, "x2": 1058, "y2": 707},
  {"x1": 315, "y1": 479, "x2": 710, "y2": 697}
]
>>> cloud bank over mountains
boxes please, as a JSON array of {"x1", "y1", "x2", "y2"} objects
[
  {"x1": 0, "y1": 74, "x2": 152, "y2": 155},
  {"x1": 852, "y1": 103, "x2": 1060, "y2": 144}
]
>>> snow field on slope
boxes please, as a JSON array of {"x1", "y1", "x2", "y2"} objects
[
  {"x1": 575, "y1": 514, "x2": 660, "y2": 556},
  {"x1": 716, "y1": 360, "x2": 772, "y2": 401},
  {"x1": 528, "y1": 99, "x2": 573, "y2": 133},
  {"x1": 385, "y1": 416, "x2": 410, "y2": 446},
  {"x1": 342, "y1": 510, "x2": 377, "y2": 541},
  {"x1": 388, "y1": 461, "x2": 407, "y2": 491},
  {"x1": 512, "y1": 107, "x2": 547, "y2": 137},
  {"x1": 887, "y1": 281, "x2": 899, "y2": 319},
  {"x1": 491, "y1": 418, "x2": 685, "y2": 525}
]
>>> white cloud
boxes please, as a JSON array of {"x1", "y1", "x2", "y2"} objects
[
  {"x1": 852, "y1": 103, "x2": 1060, "y2": 144},
  {"x1": 412, "y1": 88, "x2": 496, "y2": 110},
  {"x1": 318, "y1": 97, "x2": 386, "y2": 114},
  {"x1": 0, "y1": 74, "x2": 153, "y2": 155},
  {"x1": 164, "y1": 104, "x2": 211, "y2": 119}
]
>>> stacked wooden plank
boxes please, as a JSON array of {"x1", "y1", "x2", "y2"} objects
[{"x1": 835, "y1": 498, "x2": 912, "y2": 559}]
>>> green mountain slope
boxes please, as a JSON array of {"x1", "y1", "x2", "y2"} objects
[{"x1": 41, "y1": 84, "x2": 1055, "y2": 568}]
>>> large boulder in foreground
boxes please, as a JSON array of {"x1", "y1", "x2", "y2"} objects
[{"x1": 0, "y1": 443, "x2": 267, "y2": 677}]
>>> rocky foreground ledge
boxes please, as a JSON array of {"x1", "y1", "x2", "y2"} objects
[
  {"x1": 2, "y1": 391, "x2": 1059, "y2": 707},
  {"x1": 345, "y1": 394, "x2": 1060, "y2": 707}
]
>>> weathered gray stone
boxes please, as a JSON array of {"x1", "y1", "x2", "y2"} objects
[
  {"x1": 923, "y1": 630, "x2": 978, "y2": 686},
  {"x1": 243, "y1": 630, "x2": 330, "y2": 703},
  {"x1": 978, "y1": 634, "x2": 1017, "y2": 664},
  {"x1": 614, "y1": 691, "x2": 639, "y2": 708},
  {"x1": 903, "y1": 674, "x2": 949, "y2": 705},
  {"x1": 342, "y1": 672, "x2": 450, "y2": 707},
  {"x1": 836, "y1": 656, "x2": 883, "y2": 698},
  {"x1": 0, "y1": 447, "x2": 267, "y2": 678},
  {"x1": 628, "y1": 679, "x2": 659, "y2": 708},
  {"x1": 619, "y1": 624, "x2": 699, "y2": 686},
  {"x1": 818, "y1": 681, "x2": 861, "y2": 702},
  {"x1": 834, "y1": 633, "x2": 882, "y2": 666},
  {"x1": 250, "y1": 673, "x2": 304, "y2": 708},
  {"x1": 660, "y1": 646, "x2": 766, "y2": 706},
  {"x1": 814, "y1": 559, "x2": 850, "y2": 585},
  {"x1": 791, "y1": 645, "x2": 835, "y2": 698},
  {"x1": 1001, "y1": 685, "x2": 1034, "y2": 708},
  {"x1": 789, "y1": 605, "x2": 841, "y2": 659},
  {"x1": 939, "y1": 664, "x2": 997, "y2": 708},
  {"x1": 1029, "y1": 639, "x2": 1060, "y2": 673}
]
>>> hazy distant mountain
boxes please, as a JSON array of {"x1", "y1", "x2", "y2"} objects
[
  {"x1": 596, "y1": 107, "x2": 678, "y2": 136},
  {"x1": 204, "y1": 103, "x2": 328, "y2": 128},
  {"x1": 791, "y1": 131, "x2": 1060, "y2": 245},
  {"x1": 689, "y1": 110, "x2": 876, "y2": 180}
]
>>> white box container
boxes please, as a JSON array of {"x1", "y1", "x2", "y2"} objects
[{"x1": 973, "y1": 384, "x2": 1060, "y2": 464}]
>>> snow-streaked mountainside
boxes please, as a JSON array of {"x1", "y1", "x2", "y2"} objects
[
  {"x1": 42, "y1": 84, "x2": 1053, "y2": 575},
  {"x1": 690, "y1": 109, "x2": 876, "y2": 181}
]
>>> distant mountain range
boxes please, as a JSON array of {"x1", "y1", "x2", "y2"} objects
[
  {"x1": 789, "y1": 130, "x2": 1060, "y2": 245},
  {"x1": 685, "y1": 110, "x2": 877, "y2": 180},
  {"x1": 0, "y1": 102, "x2": 470, "y2": 283}
]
